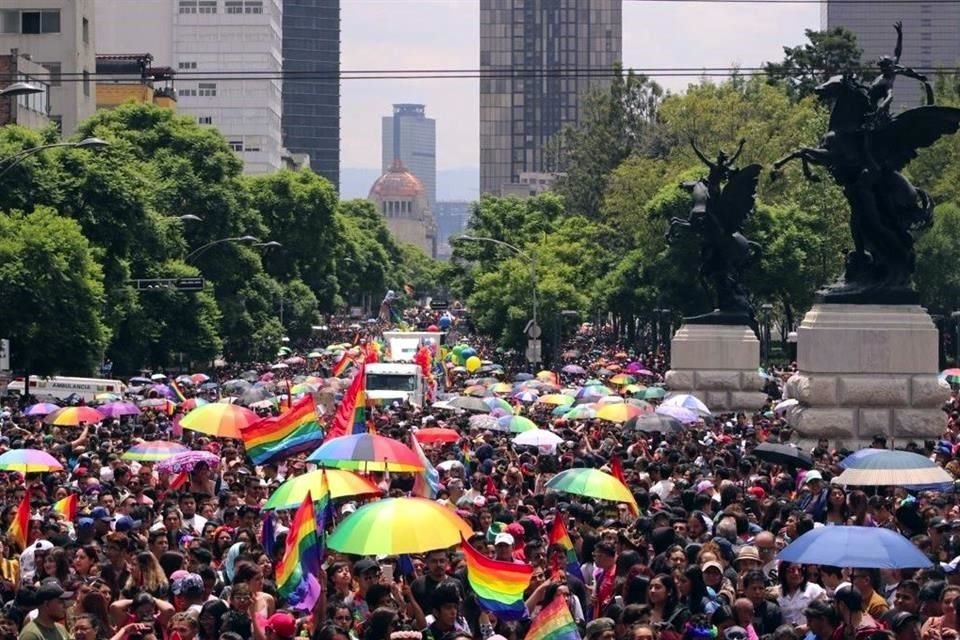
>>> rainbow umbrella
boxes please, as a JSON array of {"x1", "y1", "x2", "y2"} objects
[
  {"x1": 0, "y1": 449, "x2": 63, "y2": 473},
  {"x1": 94, "y1": 393, "x2": 120, "y2": 404},
  {"x1": 190, "y1": 373, "x2": 211, "y2": 384},
  {"x1": 576, "y1": 385, "x2": 613, "y2": 400},
  {"x1": 583, "y1": 379, "x2": 604, "y2": 386},
  {"x1": 536, "y1": 370, "x2": 556, "y2": 380},
  {"x1": 490, "y1": 382, "x2": 514, "y2": 395},
  {"x1": 609, "y1": 374, "x2": 636, "y2": 386},
  {"x1": 327, "y1": 497, "x2": 474, "y2": 555},
  {"x1": 563, "y1": 405, "x2": 597, "y2": 421},
  {"x1": 263, "y1": 469, "x2": 382, "y2": 510},
  {"x1": 942, "y1": 368, "x2": 960, "y2": 386},
  {"x1": 463, "y1": 385, "x2": 489, "y2": 398},
  {"x1": 484, "y1": 397, "x2": 513, "y2": 413},
  {"x1": 289, "y1": 383, "x2": 318, "y2": 396},
  {"x1": 180, "y1": 403, "x2": 259, "y2": 439},
  {"x1": 539, "y1": 394, "x2": 574, "y2": 407},
  {"x1": 624, "y1": 384, "x2": 646, "y2": 396},
  {"x1": 24, "y1": 403, "x2": 59, "y2": 417},
  {"x1": 180, "y1": 398, "x2": 209, "y2": 412},
  {"x1": 98, "y1": 401, "x2": 142, "y2": 419},
  {"x1": 494, "y1": 415, "x2": 537, "y2": 434},
  {"x1": 597, "y1": 403, "x2": 648, "y2": 423},
  {"x1": 596, "y1": 395, "x2": 625, "y2": 406},
  {"x1": 306, "y1": 434, "x2": 424, "y2": 472},
  {"x1": 643, "y1": 387, "x2": 667, "y2": 400},
  {"x1": 512, "y1": 390, "x2": 539, "y2": 403},
  {"x1": 546, "y1": 468, "x2": 638, "y2": 513},
  {"x1": 414, "y1": 428, "x2": 461, "y2": 444},
  {"x1": 45, "y1": 406, "x2": 104, "y2": 426},
  {"x1": 122, "y1": 441, "x2": 190, "y2": 462}
]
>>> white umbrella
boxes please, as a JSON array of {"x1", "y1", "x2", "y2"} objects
[
  {"x1": 663, "y1": 393, "x2": 710, "y2": 415},
  {"x1": 438, "y1": 460, "x2": 464, "y2": 472},
  {"x1": 513, "y1": 429, "x2": 562, "y2": 453},
  {"x1": 774, "y1": 398, "x2": 799, "y2": 416}
]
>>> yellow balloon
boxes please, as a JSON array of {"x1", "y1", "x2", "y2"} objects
[{"x1": 465, "y1": 356, "x2": 482, "y2": 373}]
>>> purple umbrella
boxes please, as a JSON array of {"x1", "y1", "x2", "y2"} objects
[
  {"x1": 24, "y1": 403, "x2": 60, "y2": 416},
  {"x1": 98, "y1": 401, "x2": 142, "y2": 418},
  {"x1": 655, "y1": 404, "x2": 700, "y2": 423},
  {"x1": 157, "y1": 451, "x2": 219, "y2": 475},
  {"x1": 147, "y1": 384, "x2": 175, "y2": 399},
  {"x1": 562, "y1": 364, "x2": 586, "y2": 375},
  {"x1": 634, "y1": 368, "x2": 654, "y2": 377},
  {"x1": 625, "y1": 362, "x2": 645, "y2": 374}
]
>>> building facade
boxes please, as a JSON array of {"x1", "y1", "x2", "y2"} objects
[
  {"x1": 368, "y1": 160, "x2": 436, "y2": 258},
  {"x1": 822, "y1": 1, "x2": 960, "y2": 111},
  {"x1": 96, "y1": 0, "x2": 285, "y2": 175},
  {"x1": 281, "y1": 0, "x2": 340, "y2": 189},
  {"x1": 0, "y1": 0, "x2": 96, "y2": 134},
  {"x1": 382, "y1": 103, "x2": 436, "y2": 207},
  {"x1": 95, "y1": 54, "x2": 177, "y2": 111},
  {"x1": 479, "y1": 0, "x2": 621, "y2": 196},
  {"x1": 433, "y1": 200, "x2": 471, "y2": 260}
]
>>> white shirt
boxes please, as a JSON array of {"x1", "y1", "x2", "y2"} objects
[{"x1": 779, "y1": 582, "x2": 826, "y2": 625}]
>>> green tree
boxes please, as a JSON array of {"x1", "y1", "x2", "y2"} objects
[
  {"x1": 552, "y1": 66, "x2": 664, "y2": 217},
  {"x1": 765, "y1": 28, "x2": 863, "y2": 101},
  {"x1": 0, "y1": 208, "x2": 109, "y2": 375},
  {"x1": 916, "y1": 203, "x2": 960, "y2": 314}
]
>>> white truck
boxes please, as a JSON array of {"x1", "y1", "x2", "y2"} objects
[{"x1": 364, "y1": 331, "x2": 444, "y2": 407}]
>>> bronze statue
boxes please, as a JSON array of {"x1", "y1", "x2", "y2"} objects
[
  {"x1": 773, "y1": 22, "x2": 960, "y2": 303},
  {"x1": 669, "y1": 139, "x2": 762, "y2": 326}
]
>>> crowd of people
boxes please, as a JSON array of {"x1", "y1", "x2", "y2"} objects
[{"x1": 0, "y1": 315, "x2": 959, "y2": 640}]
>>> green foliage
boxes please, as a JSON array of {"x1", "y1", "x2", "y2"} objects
[
  {"x1": 916, "y1": 203, "x2": 960, "y2": 314},
  {"x1": 765, "y1": 28, "x2": 863, "y2": 101},
  {"x1": 0, "y1": 207, "x2": 109, "y2": 375}
]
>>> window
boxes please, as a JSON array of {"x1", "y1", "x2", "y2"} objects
[
  {"x1": 82, "y1": 17, "x2": 89, "y2": 43},
  {"x1": 83, "y1": 70, "x2": 90, "y2": 96},
  {"x1": 0, "y1": 10, "x2": 17, "y2": 33},
  {"x1": 179, "y1": 1, "x2": 197, "y2": 14},
  {"x1": 244, "y1": 1, "x2": 263, "y2": 13},
  {"x1": 42, "y1": 62, "x2": 61, "y2": 87},
  {"x1": 244, "y1": 136, "x2": 262, "y2": 152},
  {"x1": 21, "y1": 10, "x2": 59, "y2": 34},
  {"x1": 178, "y1": 61, "x2": 197, "y2": 70},
  {"x1": 225, "y1": 1, "x2": 242, "y2": 12},
  {"x1": 197, "y1": 115, "x2": 213, "y2": 125},
  {"x1": 179, "y1": 88, "x2": 197, "y2": 97},
  {"x1": 228, "y1": 139, "x2": 244, "y2": 152},
  {"x1": 198, "y1": 82, "x2": 217, "y2": 97},
  {"x1": 199, "y1": 1, "x2": 217, "y2": 14}
]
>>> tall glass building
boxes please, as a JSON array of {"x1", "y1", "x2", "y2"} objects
[
  {"x1": 382, "y1": 104, "x2": 437, "y2": 207},
  {"x1": 479, "y1": 0, "x2": 621, "y2": 196},
  {"x1": 282, "y1": 0, "x2": 340, "y2": 188}
]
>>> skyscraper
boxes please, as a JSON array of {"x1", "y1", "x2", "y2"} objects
[
  {"x1": 479, "y1": 0, "x2": 621, "y2": 196},
  {"x1": 382, "y1": 104, "x2": 436, "y2": 207},
  {"x1": 822, "y1": 1, "x2": 960, "y2": 112},
  {"x1": 282, "y1": 0, "x2": 340, "y2": 189}
]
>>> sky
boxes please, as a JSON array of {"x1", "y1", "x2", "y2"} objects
[{"x1": 340, "y1": 0, "x2": 820, "y2": 174}]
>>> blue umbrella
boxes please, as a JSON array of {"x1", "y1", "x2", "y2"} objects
[
  {"x1": 836, "y1": 450, "x2": 952, "y2": 487},
  {"x1": 777, "y1": 526, "x2": 931, "y2": 569},
  {"x1": 839, "y1": 448, "x2": 885, "y2": 469}
]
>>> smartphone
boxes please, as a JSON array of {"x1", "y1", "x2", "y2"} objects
[{"x1": 381, "y1": 564, "x2": 394, "y2": 583}]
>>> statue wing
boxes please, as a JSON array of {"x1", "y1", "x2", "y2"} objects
[
  {"x1": 874, "y1": 106, "x2": 960, "y2": 171},
  {"x1": 717, "y1": 164, "x2": 762, "y2": 231}
]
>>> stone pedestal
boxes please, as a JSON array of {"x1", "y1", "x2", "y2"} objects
[
  {"x1": 786, "y1": 304, "x2": 948, "y2": 446},
  {"x1": 665, "y1": 324, "x2": 767, "y2": 412}
]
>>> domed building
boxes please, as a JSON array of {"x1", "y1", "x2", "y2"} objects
[{"x1": 368, "y1": 160, "x2": 436, "y2": 257}]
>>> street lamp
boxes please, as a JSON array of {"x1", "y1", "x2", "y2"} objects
[
  {"x1": 0, "y1": 81, "x2": 44, "y2": 97},
  {"x1": 176, "y1": 214, "x2": 203, "y2": 222},
  {"x1": 761, "y1": 303, "x2": 774, "y2": 367},
  {"x1": 185, "y1": 235, "x2": 259, "y2": 263},
  {"x1": 456, "y1": 235, "x2": 538, "y2": 329},
  {"x1": 254, "y1": 241, "x2": 282, "y2": 249},
  {"x1": 0, "y1": 137, "x2": 109, "y2": 179}
]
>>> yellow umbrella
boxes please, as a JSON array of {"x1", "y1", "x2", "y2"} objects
[
  {"x1": 180, "y1": 403, "x2": 259, "y2": 439},
  {"x1": 596, "y1": 403, "x2": 649, "y2": 423},
  {"x1": 538, "y1": 394, "x2": 574, "y2": 406},
  {"x1": 327, "y1": 498, "x2": 474, "y2": 555},
  {"x1": 263, "y1": 469, "x2": 381, "y2": 510}
]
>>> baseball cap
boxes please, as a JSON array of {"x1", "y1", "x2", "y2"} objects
[
  {"x1": 804, "y1": 470, "x2": 823, "y2": 484},
  {"x1": 90, "y1": 507, "x2": 112, "y2": 521},
  {"x1": 36, "y1": 579, "x2": 72, "y2": 602},
  {"x1": 724, "y1": 627, "x2": 748, "y2": 640},
  {"x1": 353, "y1": 558, "x2": 379, "y2": 576},
  {"x1": 494, "y1": 532, "x2": 515, "y2": 547},
  {"x1": 702, "y1": 560, "x2": 724, "y2": 573},
  {"x1": 265, "y1": 612, "x2": 296, "y2": 639},
  {"x1": 77, "y1": 517, "x2": 94, "y2": 530},
  {"x1": 885, "y1": 611, "x2": 919, "y2": 632},
  {"x1": 696, "y1": 480, "x2": 714, "y2": 494},
  {"x1": 931, "y1": 516, "x2": 950, "y2": 531},
  {"x1": 115, "y1": 516, "x2": 142, "y2": 533},
  {"x1": 171, "y1": 573, "x2": 204, "y2": 596}
]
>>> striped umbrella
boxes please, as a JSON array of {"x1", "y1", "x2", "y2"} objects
[
  {"x1": 306, "y1": 433, "x2": 424, "y2": 472},
  {"x1": 180, "y1": 403, "x2": 259, "y2": 439},
  {"x1": 0, "y1": 449, "x2": 63, "y2": 473},
  {"x1": 493, "y1": 415, "x2": 538, "y2": 434},
  {"x1": 835, "y1": 450, "x2": 953, "y2": 487},
  {"x1": 483, "y1": 397, "x2": 513, "y2": 413},
  {"x1": 663, "y1": 393, "x2": 711, "y2": 415},
  {"x1": 98, "y1": 402, "x2": 142, "y2": 418},
  {"x1": 24, "y1": 403, "x2": 59, "y2": 417},
  {"x1": 624, "y1": 414, "x2": 684, "y2": 434},
  {"x1": 122, "y1": 441, "x2": 190, "y2": 462},
  {"x1": 45, "y1": 406, "x2": 104, "y2": 426},
  {"x1": 263, "y1": 469, "x2": 381, "y2": 510},
  {"x1": 596, "y1": 403, "x2": 648, "y2": 423}
]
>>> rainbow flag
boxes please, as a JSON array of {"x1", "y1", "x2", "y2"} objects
[
  {"x1": 242, "y1": 395, "x2": 323, "y2": 465},
  {"x1": 548, "y1": 516, "x2": 584, "y2": 581},
  {"x1": 276, "y1": 489, "x2": 323, "y2": 611},
  {"x1": 51, "y1": 495, "x2": 77, "y2": 522},
  {"x1": 324, "y1": 362, "x2": 366, "y2": 442},
  {"x1": 525, "y1": 592, "x2": 579, "y2": 640},
  {"x1": 7, "y1": 492, "x2": 29, "y2": 550},
  {"x1": 461, "y1": 535, "x2": 532, "y2": 619},
  {"x1": 410, "y1": 433, "x2": 440, "y2": 499},
  {"x1": 330, "y1": 353, "x2": 353, "y2": 378},
  {"x1": 170, "y1": 381, "x2": 187, "y2": 403}
]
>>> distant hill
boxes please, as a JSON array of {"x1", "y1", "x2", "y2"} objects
[{"x1": 340, "y1": 167, "x2": 479, "y2": 202}]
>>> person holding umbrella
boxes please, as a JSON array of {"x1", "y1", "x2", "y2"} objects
[
  {"x1": 833, "y1": 586, "x2": 882, "y2": 640},
  {"x1": 798, "y1": 471, "x2": 829, "y2": 523}
]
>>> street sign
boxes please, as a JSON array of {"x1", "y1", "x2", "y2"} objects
[
  {"x1": 430, "y1": 300, "x2": 449, "y2": 310},
  {"x1": 525, "y1": 339, "x2": 542, "y2": 364},
  {"x1": 525, "y1": 320, "x2": 542, "y2": 339},
  {"x1": 129, "y1": 278, "x2": 205, "y2": 291}
]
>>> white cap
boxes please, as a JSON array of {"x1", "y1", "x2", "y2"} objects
[
  {"x1": 494, "y1": 532, "x2": 515, "y2": 547},
  {"x1": 341, "y1": 503, "x2": 357, "y2": 515},
  {"x1": 804, "y1": 470, "x2": 823, "y2": 484}
]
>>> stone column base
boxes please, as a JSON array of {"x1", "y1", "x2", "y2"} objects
[
  {"x1": 666, "y1": 324, "x2": 767, "y2": 413},
  {"x1": 787, "y1": 304, "x2": 948, "y2": 446}
]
